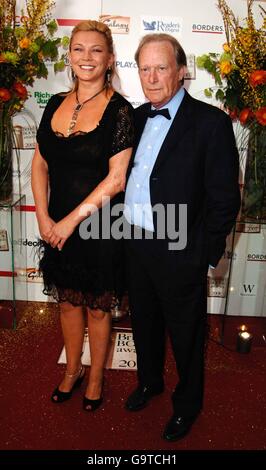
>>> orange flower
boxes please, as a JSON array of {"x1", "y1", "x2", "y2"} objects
[
  {"x1": 239, "y1": 108, "x2": 252, "y2": 125},
  {"x1": 19, "y1": 38, "x2": 31, "y2": 49},
  {"x1": 228, "y1": 108, "x2": 238, "y2": 120},
  {"x1": 219, "y1": 61, "x2": 232, "y2": 75},
  {"x1": 249, "y1": 70, "x2": 266, "y2": 87},
  {"x1": 13, "y1": 82, "x2": 28, "y2": 99},
  {"x1": 0, "y1": 88, "x2": 12, "y2": 102},
  {"x1": 222, "y1": 43, "x2": 230, "y2": 52},
  {"x1": 255, "y1": 107, "x2": 266, "y2": 126},
  {"x1": 0, "y1": 54, "x2": 7, "y2": 63}
]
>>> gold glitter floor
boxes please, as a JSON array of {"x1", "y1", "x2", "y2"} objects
[{"x1": 0, "y1": 302, "x2": 265, "y2": 450}]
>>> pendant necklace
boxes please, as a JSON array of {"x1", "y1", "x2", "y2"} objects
[{"x1": 67, "y1": 85, "x2": 106, "y2": 136}]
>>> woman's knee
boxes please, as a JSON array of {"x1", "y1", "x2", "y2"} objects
[{"x1": 88, "y1": 308, "x2": 107, "y2": 321}]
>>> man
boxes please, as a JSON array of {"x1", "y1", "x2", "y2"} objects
[{"x1": 124, "y1": 33, "x2": 240, "y2": 441}]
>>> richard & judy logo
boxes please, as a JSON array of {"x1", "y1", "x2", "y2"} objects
[
  {"x1": 141, "y1": 16, "x2": 182, "y2": 35},
  {"x1": 34, "y1": 91, "x2": 54, "y2": 108}
]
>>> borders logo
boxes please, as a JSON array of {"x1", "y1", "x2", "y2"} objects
[
  {"x1": 99, "y1": 15, "x2": 130, "y2": 34},
  {"x1": 247, "y1": 253, "x2": 266, "y2": 262},
  {"x1": 192, "y1": 23, "x2": 223, "y2": 34},
  {"x1": 141, "y1": 16, "x2": 182, "y2": 35}
]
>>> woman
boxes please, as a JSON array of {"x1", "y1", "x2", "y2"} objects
[{"x1": 31, "y1": 20, "x2": 134, "y2": 411}]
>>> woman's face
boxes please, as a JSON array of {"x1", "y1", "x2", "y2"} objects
[{"x1": 69, "y1": 30, "x2": 113, "y2": 85}]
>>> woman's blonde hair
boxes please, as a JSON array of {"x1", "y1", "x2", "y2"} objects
[{"x1": 67, "y1": 20, "x2": 115, "y2": 93}]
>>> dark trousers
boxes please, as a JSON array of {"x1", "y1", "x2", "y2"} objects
[{"x1": 126, "y1": 233, "x2": 207, "y2": 418}]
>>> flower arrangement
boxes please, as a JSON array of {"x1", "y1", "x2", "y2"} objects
[
  {"x1": 0, "y1": 0, "x2": 69, "y2": 200},
  {"x1": 0, "y1": 0, "x2": 69, "y2": 114},
  {"x1": 196, "y1": 0, "x2": 266, "y2": 126},
  {"x1": 197, "y1": 0, "x2": 266, "y2": 221}
]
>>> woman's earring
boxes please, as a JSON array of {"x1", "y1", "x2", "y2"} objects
[
  {"x1": 64, "y1": 55, "x2": 70, "y2": 66},
  {"x1": 71, "y1": 68, "x2": 76, "y2": 81},
  {"x1": 106, "y1": 67, "x2": 112, "y2": 86}
]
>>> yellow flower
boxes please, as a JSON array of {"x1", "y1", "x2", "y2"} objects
[
  {"x1": 223, "y1": 43, "x2": 230, "y2": 52},
  {"x1": 19, "y1": 38, "x2": 31, "y2": 49},
  {"x1": 219, "y1": 61, "x2": 232, "y2": 75}
]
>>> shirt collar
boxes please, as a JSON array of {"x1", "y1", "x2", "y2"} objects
[{"x1": 151, "y1": 87, "x2": 185, "y2": 119}]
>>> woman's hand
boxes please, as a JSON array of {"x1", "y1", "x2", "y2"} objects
[
  {"x1": 47, "y1": 214, "x2": 77, "y2": 250},
  {"x1": 37, "y1": 214, "x2": 56, "y2": 243}
]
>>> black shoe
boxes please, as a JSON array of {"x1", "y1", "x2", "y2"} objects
[
  {"x1": 162, "y1": 414, "x2": 198, "y2": 441},
  {"x1": 125, "y1": 384, "x2": 164, "y2": 411},
  {"x1": 83, "y1": 378, "x2": 104, "y2": 412},
  {"x1": 51, "y1": 365, "x2": 85, "y2": 404}
]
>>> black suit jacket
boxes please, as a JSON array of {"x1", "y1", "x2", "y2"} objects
[{"x1": 127, "y1": 90, "x2": 240, "y2": 274}]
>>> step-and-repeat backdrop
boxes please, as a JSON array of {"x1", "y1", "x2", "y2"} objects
[{"x1": 1, "y1": 0, "x2": 265, "y2": 317}]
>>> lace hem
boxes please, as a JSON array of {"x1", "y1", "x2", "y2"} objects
[{"x1": 43, "y1": 284, "x2": 129, "y2": 312}]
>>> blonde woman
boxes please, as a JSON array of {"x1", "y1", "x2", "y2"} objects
[{"x1": 31, "y1": 20, "x2": 134, "y2": 411}]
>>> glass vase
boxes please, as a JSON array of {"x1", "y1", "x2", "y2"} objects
[
  {"x1": 0, "y1": 109, "x2": 13, "y2": 202},
  {"x1": 240, "y1": 124, "x2": 266, "y2": 223}
]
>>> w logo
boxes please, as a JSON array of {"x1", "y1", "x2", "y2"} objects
[{"x1": 241, "y1": 284, "x2": 256, "y2": 296}]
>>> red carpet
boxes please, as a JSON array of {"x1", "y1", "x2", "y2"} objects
[{"x1": 0, "y1": 302, "x2": 265, "y2": 451}]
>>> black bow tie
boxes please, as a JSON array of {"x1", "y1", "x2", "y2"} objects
[{"x1": 148, "y1": 108, "x2": 171, "y2": 120}]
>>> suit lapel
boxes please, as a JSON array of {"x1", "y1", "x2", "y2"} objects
[{"x1": 151, "y1": 91, "x2": 193, "y2": 175}]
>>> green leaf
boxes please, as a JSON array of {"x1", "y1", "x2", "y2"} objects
[
  {"x1": 61, "y1": 36, "x2": 70, "y2": 49},
  {"x1": 47, "y1": 20, "x2": 58, "y2": 36},
  {"x1": 204, "y1": 88, "x2": 213, "y2": 98},
  {"x1": 216, "y1": 89, "x2": 225, "y2": 101},
  {"x1": 54, "y1": 60, "x2": 65, "y2": 72}
]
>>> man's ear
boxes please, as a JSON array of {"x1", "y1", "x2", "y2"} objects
[{"x1": 178, "y1": 66, "x2": 186, "y2": 82}]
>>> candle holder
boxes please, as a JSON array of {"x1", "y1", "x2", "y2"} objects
[{"x1": 236, "y1": 331, "x2": 253, "y2": 353}]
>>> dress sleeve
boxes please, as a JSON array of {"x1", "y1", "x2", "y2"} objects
[{"x1": 108, "y1": 103, "x2": 134, "y2": 159}]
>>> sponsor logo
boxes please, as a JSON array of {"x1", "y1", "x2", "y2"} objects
[
  {"x1": 13, "y1": 238, "x2": 41, "y2": 257},
  {"x1": 247, "y1": 253, "x2": 266, "y2": 261},
  {"x1": 34, "y1": 91, "x2": 54, "y2": 108},
  {"x1": 141, "y1": 16, "x2": 182, "y2": 35},
  {"x1": 192, "y1": 23, "x2": 223, "y2": 34},
  {"x1": 115, "y1": 60, "x2": 137, "y2": 69},
  {"x1": 99, "y1": 15, "x2": 130, "y2": 34},
  {"x1": 57, "y1": 19, "x2": 84, "y2": 26},
  {"x1": 0, "y1": 229, "x2": 9, "y2": 251},
  {"x1": 129, "y1": 100, "x2": 145, "y2": 108},
  {"x1": 240, "y1": 284, "x2": 256, "y2": 296},
  {"x1": 13, "y1": 15, "x2": 29, "y2": 26},
  {"x1": 184, "y1": 54, "x2": 196, "y2": 80},
  {"x1": 14, "y1": 238, "x2": 41, "y2": 247},
  {"x1": 207, "y1": 277, "x2": 227, "y2": 297},
  {"x1": 17, "y1": 267, "x2": 43, "y2": 283},
  {"x1": 13, "y1": 125, "x2": 36, "y2": 149},
  {"x1": 236, "y1": 222, "x2": 261, "y2": 233}
]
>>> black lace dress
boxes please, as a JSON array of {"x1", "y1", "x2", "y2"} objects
[{"x1": 36, "y1": 92, "x2": 134, "y2": 311}]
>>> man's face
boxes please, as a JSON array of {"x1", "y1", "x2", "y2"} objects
[{"x1": 138, "y1": 40, "x2": 185, "y2": 108}]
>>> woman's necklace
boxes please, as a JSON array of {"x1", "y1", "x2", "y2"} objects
[{"x1": 67, "y1": 85, "x2": 106, "y2": 136}]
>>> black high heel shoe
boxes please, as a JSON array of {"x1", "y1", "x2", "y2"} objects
[
  {"x1": 51, "y1": 365, "x2": 85, "y2": 403},
  {"x1": 83, "y1": 379, "x2": 104, "y2": 412}
]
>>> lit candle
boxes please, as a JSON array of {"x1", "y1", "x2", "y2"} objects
[{"x1": 237, "y1": 331, "x2": 253, "y2": 353}]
